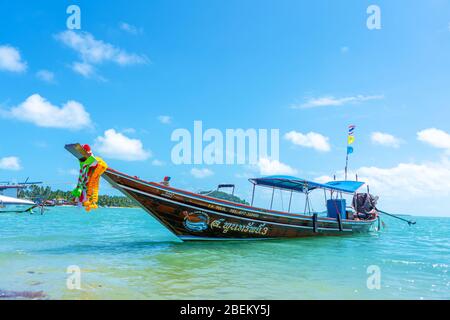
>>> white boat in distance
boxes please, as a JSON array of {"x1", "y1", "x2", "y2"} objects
[
  {"x1": 0, "y1": 194, "x2": 35, "y2": 213},
  {"x1": 0, "y1": 182, "x2": 39, "y2": 213}
]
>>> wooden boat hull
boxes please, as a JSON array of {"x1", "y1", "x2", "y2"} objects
[{"x1": 103, "y1": 169, "x2": 377, "y2": 241}]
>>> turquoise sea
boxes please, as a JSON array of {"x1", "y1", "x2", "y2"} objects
[{"x1": 0, "y1": 207, "x2": 449, "y2": 300}]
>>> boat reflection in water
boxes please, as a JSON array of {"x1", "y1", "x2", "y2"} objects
[{"x1": 66, "y1": 143, "x2": 380, "y2": 241}]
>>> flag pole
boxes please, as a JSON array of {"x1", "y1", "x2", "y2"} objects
[
  {"x1": 344, "y1": 152, "x2": 349, "y2": 181},
  {"x1": 345, "y1": 125, "x2": 355, "y2": 181}
]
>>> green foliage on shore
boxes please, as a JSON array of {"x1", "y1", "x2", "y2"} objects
[
  {"x1": 17, "y1": 186, "x2": 249, "y2": 208},
  {"x1": 199, "y1": 190, "x2": 249, "y2": 205},
  {"x1": 18, "y1": 185, "x2": 137, "y2": 208},
  {"x1": 97, "y1": 195, "x2": 136, "y2": 208}
]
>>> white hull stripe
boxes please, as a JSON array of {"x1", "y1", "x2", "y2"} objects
[{"x1": 179, "y1": 236, "x2": 278, "y2": 241}]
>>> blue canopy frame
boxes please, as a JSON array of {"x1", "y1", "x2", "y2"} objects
[
  {"x1": 248, "y1": 175, "x2": 365, "y2": 212},
  {"x1": 249, "y1": 175, "x2": 364, "y2": 194}
]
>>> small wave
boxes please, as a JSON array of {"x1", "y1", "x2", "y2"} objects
[
  {"x1": 432, "y1": 263, "x2": 449, "y2": 269},
  {"x1": 385, "y1": 259, "x2": 425, "y2": 266}
]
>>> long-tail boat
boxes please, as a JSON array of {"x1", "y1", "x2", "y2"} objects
[{"x1": 65, "y1": 143, "x2": 380, "y2": 241}]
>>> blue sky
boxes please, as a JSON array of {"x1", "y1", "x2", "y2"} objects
[{"x1": 1, "y1": 0, "x2": 450, "y2": 216}]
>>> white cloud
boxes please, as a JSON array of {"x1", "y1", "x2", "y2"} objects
[
  {"x1": 0, "y1": 156, "x2": 22, "y2": 171},
  {"x1": 321, "y1": 160, "x2": 450, "y2": 197},
  {"x1": 36, "y1": 70, "x2": 55, "y2": 83},
  {"x1": 56, "y1": 30, "x2": 147, "y2": 65},
  {"x1": 122, "y1": 128, "x2": 136, "y2": 134},
  {"x1": 57, "y1": 168, "x2": 79, "y2": 176},
  {"x1": 119, "y1": 22, "x2": 142, "y2": 35},
  {"x1": 293, "y1": 94, "x2": 383, "y2": 109},
  {"x1": 190, "y1": 168, "x2": 214, "y2": 178},
  {"x1": 235, "y1": 172, "x2": 253, "y2": 179},
  {"x1": 151, "y1": 159, "x2": 165, "y2": 166},
  {"x1": 371, "y1": 132, "x2": 402, "y2": 148},
  {"x1": 313, "y1": 130, "x2": 450, "y2": 216},
  {"x1": 0, "y1": 45, "x2": 27, "y2": 73},
  {"x1": 340, "y1": 46, "x2": 349, "y2": 53},
  {"x1": 257, "y1": 158, "x2": 297, "y2": 176},
  {"x1": 157, "y1": 115, "x2": 172, "y2": 124},
  {"x1": 94, "y1": 129, "x2": 151, "y2": 161},
  {"x1": 4, "y1": 94, "x2": 92, "y2": 130},
  {"x1": 417, "y1": 128, "x2": 450, "y2": 150},
  {"x1": 284, "y1": 131, "x2": 331, "y2": 152},
  {"x1": 72, "y1": 62, "x2": 95, "y2": 78},
  {"x1": 68, "y1": 168, "x2": 79, "y2": 175},
  {"x1": 55, "y1": 31, "x2": 148, "y2": 77}
]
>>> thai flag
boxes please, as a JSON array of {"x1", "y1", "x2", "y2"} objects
[{"x1": 348, "y1": 125, "x2": 356, "y2": 135}]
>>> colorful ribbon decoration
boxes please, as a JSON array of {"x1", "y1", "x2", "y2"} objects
[{"x1": 71, "y1": 145, "x2": 108, "y2": 212}]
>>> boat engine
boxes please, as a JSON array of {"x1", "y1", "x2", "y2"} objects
[{"x1": 352, "y1": 193, "x2": 379, "y2": 219}]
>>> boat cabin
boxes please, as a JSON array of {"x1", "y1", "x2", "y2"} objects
[
  {"x1": 0, "y1": 181, "x2": 43, "y2": 200},
  {"x1": 0, "y1": 184, "x2": 28, "y2": 198},
  {"x1": 246, "y1": 175, "x2": 373, "y2": 220}
]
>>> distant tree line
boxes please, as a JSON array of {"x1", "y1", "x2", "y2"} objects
[
  {"x1": 18, "y1": 185, "x2": 137, "y2": 208},
  {"x1": 17, "y1": 186, "x2": 249, "y2": 208}
]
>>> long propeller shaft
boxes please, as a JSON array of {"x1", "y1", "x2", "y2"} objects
[{"x1": 377, "y1": 208, "x2": 416, "y2": 226}]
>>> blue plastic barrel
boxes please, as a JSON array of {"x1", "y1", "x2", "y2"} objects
[{"x1": 326, "y1": 199, "x2": 346, "y2": 219}]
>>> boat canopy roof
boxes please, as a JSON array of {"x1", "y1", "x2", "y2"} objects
[{"x1": 249, "y1": 175, "x2": 364, "y2": 194}]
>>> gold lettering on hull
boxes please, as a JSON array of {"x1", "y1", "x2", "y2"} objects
[{"x1": 211, "y1": 219, "x2": 269, "y2": 236}]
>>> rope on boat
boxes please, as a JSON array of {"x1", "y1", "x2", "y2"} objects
[{"x1": 376, "y1": 208, "x2": 416, "y2": 226}]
